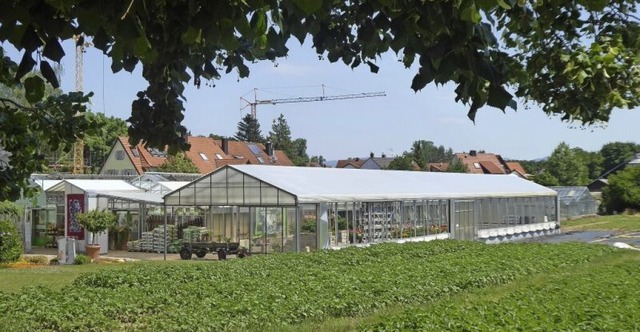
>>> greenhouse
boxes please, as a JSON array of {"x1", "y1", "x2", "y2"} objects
[
  {"x1": 163, "y1": 165, "x2": 560, "y2": 253},
  {"x1": 550, "y1": 186, "x2": 598, "y2": 220}
]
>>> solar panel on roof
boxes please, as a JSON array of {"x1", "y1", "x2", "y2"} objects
[{"x1": 248, "y1": 144, "x2": 263, "y2": 155}]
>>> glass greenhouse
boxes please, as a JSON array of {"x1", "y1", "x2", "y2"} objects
[
  {"x1": 550, "y1": 186, "x2": 598, "y2": 220},
  {"x1": 163, "y1": 165, "x2": 560, "y2": 253}
]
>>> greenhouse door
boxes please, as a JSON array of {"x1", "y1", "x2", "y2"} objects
[{"x1": 453, "y1": 200, "x2": 475, "y2": 241}]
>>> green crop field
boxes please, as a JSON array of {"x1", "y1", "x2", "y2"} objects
[
  {"x1": 1, "y1": 240, "x2": 638, "y2": 331},
  {"x1": 561, "y1": 214, "x2": 640, "y2": 232}
]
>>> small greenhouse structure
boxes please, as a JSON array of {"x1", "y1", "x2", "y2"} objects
[
  {"x1": 163, "y1": 165, "x2": 560, "y2": 254},
  {"x1": 550, "y1": 186, "x2": 598, "y2": 219},
  {"x1": 45, "y1": 179, "x2": 163, "y2": 256}
]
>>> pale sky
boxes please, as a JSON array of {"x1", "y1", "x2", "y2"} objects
[{"x1": 7, "y1": 39, "x2": 640, "y2": 161}]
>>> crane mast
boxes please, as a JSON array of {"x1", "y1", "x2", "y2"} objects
[
  {"x1": 72, "y1": 35, "x2": 89, "y2": 174},
  {"x1": 241, "y1": 86, "x2": 386, "y2": 119}
]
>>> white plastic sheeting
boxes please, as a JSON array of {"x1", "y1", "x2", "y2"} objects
[
  {"x1": 46, "y1": 179, "x2": 141, "y2": 193},
  {"x1": 164, "y1": 165, "x2": 557, "y2": 206}
]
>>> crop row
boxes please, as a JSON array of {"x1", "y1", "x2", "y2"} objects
[
  {"x1": 360, "y1": 252, "x2": 640, "y2": 331},
  {"x1": 0, "y1": 241, "x2": 617, "y2": 331}
]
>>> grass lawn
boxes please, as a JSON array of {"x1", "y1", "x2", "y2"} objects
[
  {"x1": 0, "y1": 263, "x2": 131, "y2": 293},
  {"x1": 561, "y1": 214, "x2": 640, "y2": 232}
]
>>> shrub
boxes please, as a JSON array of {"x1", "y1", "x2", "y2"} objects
[
  {"x1": 0, "y1": 220, "x2": 23, "y2": 263},
  {"x1": 49, "y1": 258, "x2": 59, "y2": 265},
  {"x1": 23, "y1": 255, "x2": 48, "y2": 265},
  {"x1": 74, "y1": 254, "x2": 92, "y2": 265}
]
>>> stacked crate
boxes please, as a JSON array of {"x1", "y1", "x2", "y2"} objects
[
  {"x1": 152, "y1": 225, "x2": 177, "y2": 253},
  {"x1": 126, "y1": 240, "x2": 142, "y2": 252},
  {"x1": 182, "y1": 226, "x2": 208, "y2": 243},
  {"x1": 141, "y1": 231, "x2": 154, "y2": 252}
]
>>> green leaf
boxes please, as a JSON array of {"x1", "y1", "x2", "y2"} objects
[
  {"x1": 366, "y1": 61, "x2": 380, "y2": 73},
  {"x1": 292, "y1": 0, "x2": 323, "y2": 15},
  {"x1": 461, "y1": 4, "x2": 481, "y2": 23},
  {"x1": 40, "y1": 61, "x2": 60, "y2": 88},
  {"x1": 496, "y1": 0, "x2": 512, "y2": 10},
  {"x1": 24, "y1": 76, "x2": 45, "y2": 104},
  {"x1": 250, "y1": 10, "x2": 267, "y2": 36},
  {"x1": 487, "y1": 84, "x2": 513, "y2": 110},
  {"x1": 15, "y1": 53, "x2": 36, "y2": 81},
  {"x1": 181, "y1": 27, "x2": 202, "y2": 45},
  {"x1": 42, "y1": 37, "x2": 65, "y2": 62}
]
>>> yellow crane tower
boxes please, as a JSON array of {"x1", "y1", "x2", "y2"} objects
[
  {"x1": 71, "y1": 35, "x2": 90, "y2": 174},
  {"x1": 240, "y1": 85, "x2": 386, "y2": 119}
]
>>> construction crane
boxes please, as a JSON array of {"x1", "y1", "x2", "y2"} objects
[
  {"x1": 240, "y1": 85, "x2": 386, "y2": 119},
  {"x1": 71, "y1": 34, "x2": 91, "y2": 174}
]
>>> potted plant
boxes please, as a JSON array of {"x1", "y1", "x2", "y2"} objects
[{"x1": 76, "y1": 209, "x2": 117, "y2": 260}]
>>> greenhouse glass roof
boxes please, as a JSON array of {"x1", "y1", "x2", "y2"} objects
[{"x1": 163, "y1": 165, "x2": 557, "y2": 206}]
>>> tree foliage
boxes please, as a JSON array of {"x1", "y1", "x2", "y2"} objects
[
  {"x1": 82, "y1": 112, "x2": 128, "y2": 173},
  {"x1": 410, "y1": 140, "x2": 455, "y2": 169},
  {"x1": 601, "y1": 166, "x2": 640, "y2": 214},
  {"x1": 571, "y1": 147, "x2": 604, "y2": 181},
  {"x1": 446, "y1": 158, "x2": 469, "y2": 173},
  {"x1": 157, "y1": 153, "x2": 199, "y2": 174},
  {"x1": 268, "y1": 114, "x2": 292, "y2": 153},
  {"x1": 0, "y1": 220, "x2": 23, "y2": 263},
  {"x1": 600, "y1": 142, "x2": 640, "y2": 173},
  {"x1": 2, "y1": 0, "x2": 640, "y2": 200},
  {"x1": 289, "y1": 138, "x2": 309, "y2": 166},
  {"x1": 545, "y1": 142, "x2": 589, "y2": 186},
  {"x1": 235, "y1": 114, "x2": 264, "y2": 143},
  {"x1": 388, "y1": 154, "x2": 416, "y2": 171}
]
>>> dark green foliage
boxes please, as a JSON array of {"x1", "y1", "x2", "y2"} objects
[
  {"x1": 387, "y1": 154, "x2": 416, "y2": 170},
  {"x1": 545, "y1": 142, "x2": 589, "y2": 186},
  {"x1": 74, "y1": 254, "x2": 92, "y2": 265},
  {"x1": 289, "y1": 138, "x2": 310, "y2": 166},
  {"x1": 411, "y1": 140, "x2": 455, "y2": 169},
  {"x1": 601, "y1": 166, "x2": 640, "y2": 214},
  {"x1": 235, "y1": 114, "x2": 264, "y2": 143},
  {"x1": 82, "y1": 113, "x2": 128, "y2": 173},
  {"x1": 157, "y1": 152, "x2": 199, "y2": 173},
  {"x1": 0, "y1": 220, "x2": 23, "y2": 263},
  {"x1": 600, "y1": 142, "x2": 640, "y2": 173},
  {"x1": 0, "y1": 201, "x2": 23, "y2": 218},
  {"x1": 2, "y1": 0, "x2": 640, "y2": 200},
  {"x1": 446, "y1": 158, "x2": 469, "y2": 173},
  {"x1": 532, "y1": 170, "x2": 560, "y2": 187}
]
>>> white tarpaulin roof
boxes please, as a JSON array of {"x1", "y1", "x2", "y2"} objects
[
  {"x1": 46, "y1": 179, "x2": 141, "y2": 193},
  {"x1": 164, "y1": 165, "x2": 557, "y2": 206},
  {"x1": 45, "y1": 180, "x2": 164, "y2": 205},
  {"x1": 95, "y1": 191, "x2": 164, "y2": 205}
]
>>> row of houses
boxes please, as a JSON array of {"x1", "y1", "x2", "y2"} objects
[
  {"x1": 99, "y1": 136, "x2": 293, "y2": 176},
  {"x1": 100, "y1": 137, "x2": 530, "y2": 179},
  {"x1": 335, "y1": 150, "x2": 529, "y2": 178}
]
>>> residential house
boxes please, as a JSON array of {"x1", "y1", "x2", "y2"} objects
[
  {"x1": 335, "y1": 158, "x2": 366, "y2": 169},
  {"x1": 335, "y1": 153, "x2": 395, "y2": 170},
  {"x1": 426, "y1": 162, "x2": 450, "y2": 172},
  {"x1": 426, "y1": 150, "x2": 528, "y2": 177},
  {"x1": 100, "y1": 136, "x2": 293, "y2": 176},
  {"x1": 587, "y1": 152, "x2": 640, "y2": 193}
]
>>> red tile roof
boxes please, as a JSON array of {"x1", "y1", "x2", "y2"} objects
[
  {"x1": 116, "y1": 136, "x2": 293, "y2": 175},
  {"x1": 506, "y1": 162, "x2": 528, "y2": 176},
  {"x1": 426, "y1": 163, "x2": 449, "y2": 172},
  {"x1": 335, "y1": 158, "x2": 366, "y2": 169},
  {"x1": 455, "y1": 152, "x2": 507, "y2": 174}
]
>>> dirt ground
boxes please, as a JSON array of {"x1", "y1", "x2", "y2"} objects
[{"x1": 27, "y1": 247, "x2": 231, "y2": 261}]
